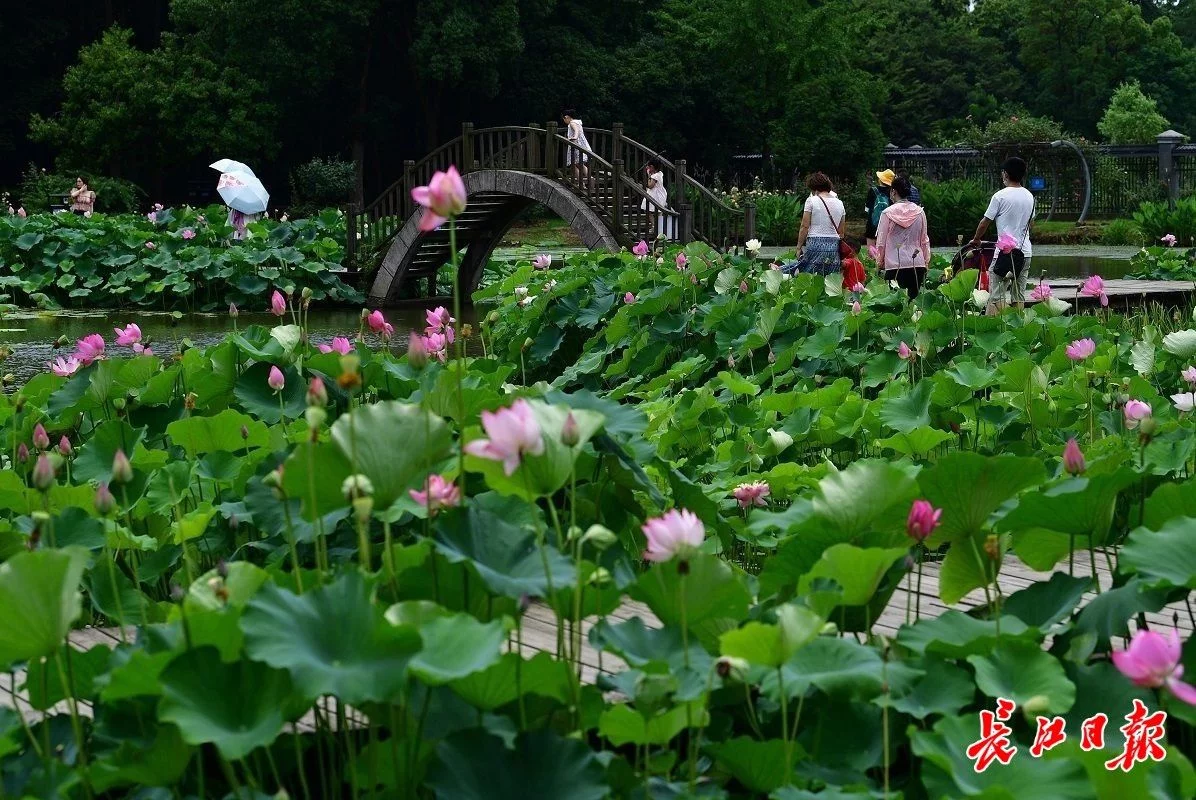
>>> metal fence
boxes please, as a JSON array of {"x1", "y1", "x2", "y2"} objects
[{"x1": 883, "y1": 135, "x2": 1190, "y2": 220}]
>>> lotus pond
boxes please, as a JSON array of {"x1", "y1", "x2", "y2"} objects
[{"x1": 2, "y1": 237, "x2": 1196, "y2": 799}]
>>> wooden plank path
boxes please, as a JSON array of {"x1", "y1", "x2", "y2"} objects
[
  {"x1": 1042, "y1": 277, "x2": 1196, "y2": 300},
  {"x1": 4, "y1": 551, "x2": 1190, "y2": 723}
]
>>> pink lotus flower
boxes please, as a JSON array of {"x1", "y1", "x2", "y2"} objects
[
  {"x1": 267, "y1": 365, "x2": 285, "y2": 393},
  {"x1": 32, "y1": 453, "x2": 55, "y2": 491},
  {"x1": 153, "y1": 203, "x2": 164, "y2": 212},
  {"x1": 690, "y1": 273, "x2": 699, "y2": 285},
  {"x1": 113, "y1": 323, "x2": 142, "y2": 347},
  {"x1": 74, "y1": 334, "x2": 105, "y2": 366},
  {"x1": 995, "y1": 232, "x2": 1018, "y2": 253},
  {"x1": 738, "y1": 280, "x2": 749, "y2": 294},
  {"x1": 132, "y1": 343, "x2": 152, "y2": 357},
  {"x1": 1080, "y1": 275, "x2": 1109, "y2": 307},
  {"x1": 632, "y1": 240, "x2": 650, "y2": 258},
  {"x1": 423, "y1": 332, "x2": 448, "y2": 362},
  {"x1": 318, "y1": 337, "x2": 353, "y2": 355},
  {"x1": 1065, "y1": 338, "x2": 1096, "y2": 361},
  {"x1": 897, "y1": 341, "x2": 912, "y2": 359},
  {"x1": 181, "y1": 228, "x2": 196, "y2": 240},
  {"x1": 533, "y1": 254, "x2": 552, "y2": 270},
  {"x1": 1063, "y1": 438, "x2": 1085, "y2": 475},
  {"x1": 147, "y1": 212, "x2": 157, "y2": 223},
  {"x1": 1172, "y1": 392, "x2": 1195, "y2": 413},
  {"x1": 464, "y1": 398, "x2": 545, "y2": 475},
  {"x1": 1162, "y1": 234, "x2": 1178, "y2": 247},
  {"x1": 624, "y1": 292, "x2": 636, "y2": 304},
  {"x1": 675, "y1": 253, "x2": 688, "y2": 270},
  {"x1": 367, "y1": 309, "x2": 391, "y2": 334},
  {"x1": 407, "y1": 333, "x2": 428, "y2": 368},
  {"x1": 16, "y1": 207, "x2": 25, "y2": 218},
  {"x1": 58, "y1": 436, "x2": 72, "y2": 458},
  {"x1": 1112, "y1": 629, "x2": 1196, "y2": 705},
  {"x1": 732, "y1": 482, "x2": 770, "y2": 508},
  {"x1": 1182, "y1": 366, "x2": 1196, "y2": 386},
  {"x1": 411, "y1": 165, "x2": 467, "y2": 232},
  {"x1": 642, "y1": 508, "x2": 705, "y2": 562},
  {"x1": 906, "y1": 500, "x2": 942, "y2": 542},
  {"x1": 229, "y1": 302, "x2": 238, "y2": 318},
  {"x1": 851, "y1": 282, "x2": 865, "y2": 294},
  {"x1": 16, "y1": 443, "x2": 27, "y2": 464},
  {"x1": 1124, "y1": 399, "x2": 1152, "y2": 429},
  {"x1": 32, "y1": 423, "x2": 49, "y2": 451},
  {"x1": 1029, "y1": 282, "x2": 1053, "y2": 302},
  {"x1": 49, "y1": 356, "x2": 81, "y2": 377},
  {"x1": 851, "y1": 300, "x2": 862, "y2": 315},
  {"x1": 271, "y1": 291, "x2": 286, "y2": 316},
  {"x1": 409, "y1": 474, "x2": 461, "y2": 514},
  {"x1": 426, "y1": 306, "x2": 454, "y2": 334},
  {"x1": 144, "y1": 241, "x2": 156, "y2": 250}
]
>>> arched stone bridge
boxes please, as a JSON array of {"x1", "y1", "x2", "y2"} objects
[{"x1": 350, "y1": 123, "x2": 758, "y2": 304}]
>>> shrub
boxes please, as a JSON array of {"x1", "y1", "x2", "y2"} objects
[
  {"x1": 753, "y1": 194, "x2": 803, "y2": 245},
  {"x1": 1097, "y1": 81, "x2": 1170, "y2": 144},
  {"x1": 1126, "y1": 243, "x2": 1195, "y2": 279},
  {"x1": 1133, "y1": 196, "x2": 1196, "y2": 247},
  {"x1": 1099, "y1": 218, "x2": 1144, "y2": 246},
  {"x1": 18, "y1": 164, "x2": 145, "y2": 214},
  {"x1": 919, "y1": 179, "x2": 991, "y2": 245},
  {"x1": 290, "y1": 156, "x2": 356, "y2": 218}
]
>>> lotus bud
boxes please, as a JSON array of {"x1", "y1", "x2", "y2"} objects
[
  {"x1": 305, "y1": 406, "x2": 326, "y2": 431},
  {"x1": 407, "y1": 334, "x2": 428, "y2": 368},
  {"x1": 487, "y1": 311, "x2": 500, "y2": 325},
  {"x1": 54, "y1": 335, "x2": 70, "y2": 349},
  {"x1": 94, "y1": 483, "x2": 116, "y2": 516},
  {"x1": 768, "y1": 428, "x2": 794, "y2": 454},
  {"x1": 1139, "y1": 415, "x2": 1157, "y2": 443},
  {"x1": 1062, "y1": 438, "x2": 1085, "y2": 476},
  {"x1": 715, "y1": 656, "x2": 750, "y2": 681},
  {"x1": 342, "y1": 474, "x2": 374, "y2": 502},
  {"x1": 240, "y1": 425, "x2": 250, "y2": 441},
  {"x1": 461, "y1": 323, "x2": 473, "y2": 339},
  {"x1": 301, "y1": 286, "x2": 314, "y2": 301},
  {"x1": 229, "y1": 302, "x2": 239, "y2": 318},
  {"x1": 767, "y1": 350, "x2": 776, "y2": 364},
  {"x1": 31, "y1": 454, "x2": 55, "y2": 491},
  {"x1": 587, "y1": 567, "x2": 613, "y2": 587},
  {"x1": 32, "y1": 423, "x2": 49, "y2": 451},
  {"x1": 263, "y1": 467, "x2": 285, "y2": 498},
  {"x1": 2, "y1": 374, "x2": 14, "y2": 386},
  {"x1": 111, "y1": 449, "x2": 133, "y2": 484},
  {"x1": 580, "y1": 524, "x2": 617, "y2": 551},
  {"x1": 306, "y1": 377, "x2": 328, "y2": 407},
  {"x1": 16, "y1": 442, "x2": 28, "y2": 464},
  {"x1": 561, "y1": 412, "x2": 580, "y2": 447},
  {"x1": 58, "y1": 436, "x2": 72, "y2": 458},
  {"x1": 113, "y1": 397, "x2": 126, "y2": 411},
  {"x1": 522, "y1": 337, "x2": 534, "y2": 352}
]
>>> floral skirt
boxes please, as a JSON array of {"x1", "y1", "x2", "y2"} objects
[{"x1": 785, "y1": 236, "x2": 840, "y2": 276}]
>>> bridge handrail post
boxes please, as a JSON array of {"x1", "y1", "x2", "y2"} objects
[
  {"x1": 613, "y1": 159, "x2": 624, "y2": 232},
  {"x1": 744, "y1": 201, "x2": 757, "y2": 244},
  {"x1": 612, "y1": 123, "x2": 624, "y2": 167},
  {"x1": 679, "y1": 204, "x2": 694, "y2": 244},
  {"x1": 528, "y1": 123, "x2": 542, "y2": 172},
  {"x1": 345, "y1": 202, "x2": 360, "y2": 267},
  {"x1": 545, "y1": 122, "x2": 558, "y2": 178},
  {"x1": 402, "y1": 160, "x2": 416, "y2": 219},
  {"x1": 675, "y1": 159, "x2": 688, "y2": 208},
  {"x1": 462, "y1": 123, "x2": 475, "y2": 172}
]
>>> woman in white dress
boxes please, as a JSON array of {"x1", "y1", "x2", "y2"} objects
[
  {"x1": 641, "y1": 161, "x2": 671, "y2": 239},
  {"x1": 561, "y1": 109, "x2": 592, "y2": 187}
]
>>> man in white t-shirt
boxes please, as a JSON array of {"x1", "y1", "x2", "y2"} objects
[{"x1": 970, "y1": 156, "x2": 1035, "y2": 313}]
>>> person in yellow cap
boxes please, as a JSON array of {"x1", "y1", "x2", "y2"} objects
[{"x1": 865, "y1": 169, "x2": 895, "y2": 248}]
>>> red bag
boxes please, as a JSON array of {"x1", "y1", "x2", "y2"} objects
[{"x1": 841, "y1": 255, "x2": 867, "y2": 290}]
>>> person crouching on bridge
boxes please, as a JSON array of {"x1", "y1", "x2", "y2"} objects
[{"x1": 562, "y1": 110, "x2": 593, "y2": 189}]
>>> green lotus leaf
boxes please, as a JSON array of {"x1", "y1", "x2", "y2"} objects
[{"x1": 0, "y1": 547, "x2": 90, "y2": 670}]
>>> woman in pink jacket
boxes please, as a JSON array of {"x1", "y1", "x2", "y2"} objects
[{"x1": 875, "y1": 175, "x2": 931, "y2": 299}]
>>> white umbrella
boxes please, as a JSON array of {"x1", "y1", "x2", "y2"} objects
[
  {"x1": 217, "y1": 170, "x2": 270, "y2": 214},
  {"x1": 210, "y1": 159, "x2": 256, "y2": 178}
]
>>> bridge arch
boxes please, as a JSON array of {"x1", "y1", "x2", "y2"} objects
[{"x1": 368, "y1": 170, "x2": 618, "y2": 305}]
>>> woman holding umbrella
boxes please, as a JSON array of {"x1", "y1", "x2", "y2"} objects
[{"x1": 212, "y1": 160, "x2": 269, "y2": 241}]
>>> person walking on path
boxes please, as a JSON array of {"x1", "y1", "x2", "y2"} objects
[
  {"x1": 875, "y1": 176, "x2": 931, "y2": 299},
  {"x1": 785, "y1": 172, "x2": 845, "y2": 276},
  {"x1": 971, "y1": 156, "x2": 1035, "y2": 314},
  {"x1": 562, "y1": 110, "x2": 592, "y2": 188},
  {"x1": 641, "y1": 160, "x2": 670, "y2": 239},
  {"x1": 865, "y1": 168, "x2": 894, "y2": 247}
]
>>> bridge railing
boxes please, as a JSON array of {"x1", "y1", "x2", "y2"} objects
[{"x1": 347, "y1": 122, "x2": 755, "y2": 269}]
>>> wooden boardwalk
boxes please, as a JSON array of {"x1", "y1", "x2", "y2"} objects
[
  {"x1": 4, "y1": 550, "x2": 1189, "y2": 721},
  {"x1": 1042, "y1": 277, "x2": 1196, "y2": 301}
]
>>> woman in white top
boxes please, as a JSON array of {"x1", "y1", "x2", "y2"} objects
[
  {"x1": 786, "y1": 172, "x2": 845, "y2": 276},
  {"x1": 641, "y1": 160, "x2": 671, "y2": 239},
  {"x1": 561, "y1": 109, "x2": 592, "y2": 187}
]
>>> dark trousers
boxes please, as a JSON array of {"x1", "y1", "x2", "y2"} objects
[{"x1": 885, "y1": 267, "x2": 927, "y2": 300}]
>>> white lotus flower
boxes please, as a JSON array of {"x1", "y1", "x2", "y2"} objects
[
  {"x1": 972, "y1": 289, "x2": 991, "y2": 309},
  {"x1": 745, "y1": 239, "x2": 762, "y2": 253}
]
